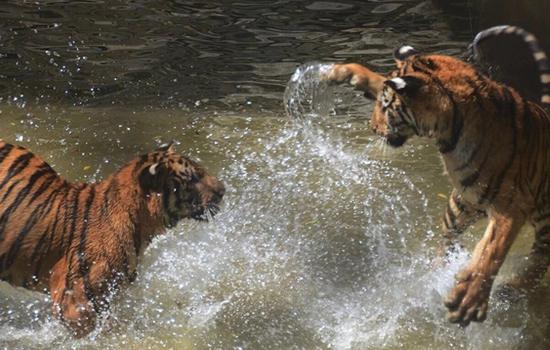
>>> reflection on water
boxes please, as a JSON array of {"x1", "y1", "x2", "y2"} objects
[
  {"x1": 0, "y1": 0, "x2": 467, "y2": 110},
  {"x1": 0, "y1": 1, "x2": 549, "y2": 349}
]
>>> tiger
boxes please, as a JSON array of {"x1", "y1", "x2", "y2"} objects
[
  {"x1": 324, "y1": 25, "x2": 550, "y2": 326},
  {"x1": 0, "y1": 141, "x2": 225, "y2": 337}
]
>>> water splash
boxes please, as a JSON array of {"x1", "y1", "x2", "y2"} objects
[
  {"x1": 0, "y1": 116, "x2": 543, "y2": 349},
  {"x1": 284, "y1": 63, "x2": 370, "y2": 127},
  {"x1": 0, "y1": 72, "x2": 543, "y2": 349},
  {"x1": 284, "y1": 63, "x2": 335, "y2": 121}
]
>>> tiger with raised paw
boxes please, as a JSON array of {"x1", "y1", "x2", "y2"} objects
[{"x1": 325, "y1": 25, "x2": 550, "y2": 326}]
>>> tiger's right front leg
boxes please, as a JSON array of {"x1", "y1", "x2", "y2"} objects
[
  {"x1": 440, "y1": 189, "x2": 485, "y2": 257},
  {"x1": 49, "y1": 256, "x2": 97, "y2": 338},
  {"x1": 323, "y1": 63, "x2": 385, "y2": 99}
]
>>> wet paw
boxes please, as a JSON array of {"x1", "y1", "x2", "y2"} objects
[
  {"x1": 322, "y1": 64, "x2": 362, "y2": 86},
  {"x1": 443, "y1": 269, "x2": 490, "y2": 326}
]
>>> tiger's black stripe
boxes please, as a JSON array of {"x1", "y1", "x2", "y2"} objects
[
  {"x1": 78, "y1": 186, "x2": 97, "y2": 310},
  {"x1": 60, "y1": 188, "x2": 75, "y2": 253},
  {"x1": 2, "y1": 186, "x2": 61, "y2": 270},
  {"x1": 162, "y1": 183, "x2": 172, "y2": 212},
  {"x1": 454, "y1": 140, "x2": 485, "y2": 171},
  {"x1": 438, "y1": 95, "x2": 463, "y2": 154},
  {"x1": 26, "y1": 226, "x2": 51, "y2": 285},
  {"x1": 1, "y1": 179, "x2": 22, "y2": 202},
  {"x1": 28, "y1": 226, "x2": 54, "y2": 286},
  {"x1": 396, "y1": 105, "x2": 419, "y2": 134},
  {"x1": 464, "y1": 76, "x2": 486, "y2": 111},
  {"x1": 0, "y1": 167, "x2": 57, "y2": 240},
  {"x1": 477, "y1": 88, "x2": 521, "y2": 204},
  {"x1": 30, "y1": 185, "x2": 69, "y2": 280},
  {"x1": 460, "y1": 171, "x2": 480, "y2": 188},
  {"x1": 58, "y1": 184, "x2": 87, "y2": 319},
  {"x1": 0, "y1": 152, "x2": 34, "y2": 190},
  {"x1": 128, "y1": 210, "x2": 141, "y2": 257},
  {"x1": 409, "y1": 61, "x2": 463, "y2": 153},
  {"x1": 101, "y1": 177, "x2": 118, "y2": 217},
  {"x1": 459, "y1": 143, "x2": 493, "y2": 189},
  {"x1": 172, "y1": 178, "x2": 185, "y2": 210},
  {"x1": 0, "y1": 144, "x2": 14, "y2": 165},
  {"x1": 29, "y1": 171, "x2": 58, "y2": 204}
]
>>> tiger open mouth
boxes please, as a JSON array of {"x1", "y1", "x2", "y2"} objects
[
  {"x1": 385, "y1": 134, "x2": 407, "y2": 147},
  {"x1": 191, "y1": 203, "x2": 221, "y2": 222}
]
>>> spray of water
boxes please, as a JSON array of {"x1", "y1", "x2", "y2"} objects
[{"x1": 284, "y1": 63, "x2": 370, "y2": 127}]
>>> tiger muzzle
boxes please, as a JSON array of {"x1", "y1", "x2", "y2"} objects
[{"x1": 194, "y1": 177, "x2": 225, "y2": 220}]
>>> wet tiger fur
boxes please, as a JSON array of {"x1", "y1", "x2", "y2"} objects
[
  {"x1": 325, "y1": 25, "x2": 550, "y2": 326},
  {"x1": 0, "y1": 142, "x2": 225, "y2": 337}
]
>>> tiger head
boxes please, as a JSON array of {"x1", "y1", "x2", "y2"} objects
[
  {"x1": 139, "y1": 143, "x2": 225, "y2": 227},
  {"x1": 366, "y1": 46, "x2": 468, "y2": 149}
]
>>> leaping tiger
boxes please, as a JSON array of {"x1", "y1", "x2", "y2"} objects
[
  {"x1": 0, "y1": 142, "x2": 225, "y2": 337},
  {"x1": 324, "y1": 25, "x2": 550, "y2": 326}
]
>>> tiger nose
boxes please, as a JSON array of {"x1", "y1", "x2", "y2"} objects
[
  {"x1": 213, "y1": 181, "x2": 225, "y2": 201},
  {"x1": 207, "y1": 177, "x2": 224, "y2": 203}
]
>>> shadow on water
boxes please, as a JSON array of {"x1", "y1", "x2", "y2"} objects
[{"x1": 0, "y1": 1, "x2": 549, "y2": 349}]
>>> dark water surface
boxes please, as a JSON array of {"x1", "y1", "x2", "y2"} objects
[
  {"x1": 0, "y1": 1, "x2": 549, "y2": 349},
  {"x1": 0, "y1": 0, "x2": 472, "y2": 110}
]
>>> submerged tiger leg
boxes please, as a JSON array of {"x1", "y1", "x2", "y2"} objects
[
  {"x1": 440, "y1": 189, "x2": 484, "y2": 255},
  {"x1": 503, "y1": 216, "x2": 550, "y2": 292},
  {"x1": 444, "y1": 210, "x2": 525, "y2": 325},
  {"x1": 49, "y1": 256, "x2": 97, "y2": 338}
]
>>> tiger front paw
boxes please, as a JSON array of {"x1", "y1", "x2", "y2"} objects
[
  {"x1": 321, "y1": 63, "x2": 385, "y2": 98},
  {"x1": 322, "y1": 63, "x2": 364, "y2": 86},
  {"x1": 444, "y1": 269, "x2": 491, "y2": 326}
]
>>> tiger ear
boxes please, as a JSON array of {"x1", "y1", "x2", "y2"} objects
[
  {"x1": 393, "y1": 45, "x2": 418, "y2": 62},
  {"x1": 139, "y1": 160, "x2": 169, "y2": 192},
  {"x1": 156, "y1": 141, "x2": 175, "y2": 154},
  {"x1": 384, "y1": 76, "x2": 424, "y2": 96}
]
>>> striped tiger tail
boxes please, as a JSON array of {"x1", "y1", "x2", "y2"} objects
[{"x1": 471, "y1": 25, "x2": 550, "y2": 109}]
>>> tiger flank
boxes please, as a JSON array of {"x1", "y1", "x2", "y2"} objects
[
  {"x1": 0, "y1": 142, "x2": 225, "y2": 337},
  {"x1": 325, "y1": 26, "x2": 550, "y2": 325}
]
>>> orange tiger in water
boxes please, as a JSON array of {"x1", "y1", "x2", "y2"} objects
[
  {"x1": 0, "y1": 142, "x2": 224, "y2": 337},
  {"x1": 325, "y1": 26, "x2": 550, "y2": 325}
]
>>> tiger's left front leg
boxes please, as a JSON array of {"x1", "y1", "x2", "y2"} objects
[
  {"x1": 440, "y1": 189, "x2": 484, "y2": 255},
  {"x1": 444, "y1": 210, "x2": 525, "y2": 325},
  {"x1": 49, "y1": 256, "x2": 97, "y2": 338}
]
